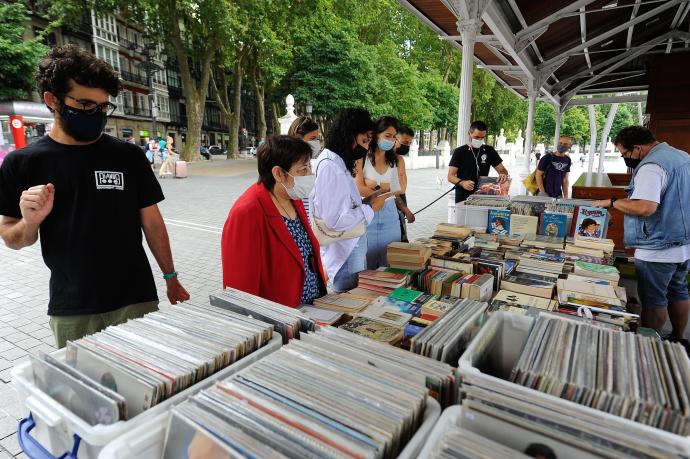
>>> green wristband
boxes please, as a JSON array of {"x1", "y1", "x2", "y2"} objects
[{"x1": 163, "y1": 271, "x2": 178, "y2": 280}]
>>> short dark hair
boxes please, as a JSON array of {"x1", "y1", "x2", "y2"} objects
[
  {"x1": 397, "y1": 125, "x2": 414, "y2": 137},
  {"x1": 256, "y1": 135, "x2": 312, "y2": 190},
  {"x1": 36, "y1": 45, "x2": 121, "y2": 101},
  {"x1": 324, "y1": 108, "x2": 375, "y2": 175},
  {"x1": 288, "y1": 116, "x2": 319, "y2": 138},
  {"x1": 614, "y1": 126, "x2": 656, "y2": 151},
  {"x1": 469, "y1": 121, "x2": 488, "y2": 133},
  {"x1": 368, "y1": 116, "x2": 400, "y2": 168}
]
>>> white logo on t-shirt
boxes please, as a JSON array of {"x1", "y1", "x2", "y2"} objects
[
  {"x1": 95, "y1": 171, "x2": 124, "y2": 190},
  {"x1": 481, "y1": 154, "x2": 487, "y2": 163}
]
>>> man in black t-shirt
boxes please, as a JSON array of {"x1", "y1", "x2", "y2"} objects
[
  {"x1": 0, "y1": 45, "x2": 189, "y2": 348},
  {"x1": 447, "y1": 121, "x2": 510, "y2": 202},
  {"x1": 536, "y1": 136, "x2": 573, "y2": 198}
]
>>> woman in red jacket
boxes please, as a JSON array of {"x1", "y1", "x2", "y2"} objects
[{"x1": 221, "y1": 135, "x2": 326, "y2": 307}]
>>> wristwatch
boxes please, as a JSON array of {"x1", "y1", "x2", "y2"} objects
[{"x1": 610, "y1": 198, "x2": 618, "y2": 208}]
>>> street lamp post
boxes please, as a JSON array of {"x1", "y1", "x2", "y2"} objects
[{"x1": 136, "y1": 36, "x2": 165, "y2": 141}]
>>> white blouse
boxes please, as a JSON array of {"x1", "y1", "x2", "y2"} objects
[{"x1": 310, "y1": 149, "x2": 374, "y2": 280}]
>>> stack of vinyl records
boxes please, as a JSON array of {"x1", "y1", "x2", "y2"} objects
[
  {"x1": 163, "y1": 335, "x2": 431, "y2": 458},
  {"x1": 464, "y1": 195, "x2": 511, "y2": 208},
  {"x1": 429, "y1": 427, "x2": 531, "y2": 459},
  {"x1": 510, "y1": 314, "x2": 690, "y2": 435},
  {"x1": 303, "y1": 327, "x2": 458, "y2": 407},
  {"x1": 458, "y1": 312, "x2": 690, "y2": 458},
  {"x1": 30, "y1": 303, "x2": 274, "y2": 425},
  {"x1": 210, "y1": 287, "x2": 316, "y2": 343},
  {"x1": 411, "y1": 298, "x2": 486, "y2": 364}
]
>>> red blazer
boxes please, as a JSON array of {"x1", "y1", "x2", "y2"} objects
[{"x1": 221, "y1": 182, "x2": 326, "y2": 307}]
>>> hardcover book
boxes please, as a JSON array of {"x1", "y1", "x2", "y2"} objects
[{"x1": 487, "y1": 209, "x2": 511, "y2": 235}]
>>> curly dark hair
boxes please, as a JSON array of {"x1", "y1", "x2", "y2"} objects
[
  {"x1": 324, "y1": 108, "x2": 374, "y2": 175},
  {"x1": 36, "y1": 44, "x2": 121, "y2": 105},
  {"x1": 613, "y1": 126, "x2": 655, "y2": 151},
  {"x1": 257, "y1": 135, "x2": 312, "y2": 191},
  {"x1": 368, "y1": 116, "x2": 400, "y2": 168}
]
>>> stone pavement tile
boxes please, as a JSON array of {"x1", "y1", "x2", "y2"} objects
[
  {"x1": 27, "y1": 328, "x2": 52, "y2": 341},
  {"x1": 0, "y1": 342, "x2": 13, "y2": 354},
  {"x1": 0, "y1": 387, "x2": 22, "y2": 421},
  {"x1": 16, "y1": 323, "x2": 43, "y2": 335},
  {"x1": 12, "y1": 338, "x2": 41, "y2": 351},
  {"x1": 0, "y1": 349, "x2": 26, "y2": 362},
  {"x1": 1, "y1": 319, "x2": 28, "y2": 330},
  {"x1": 0, "y1": 370, "x2": 11, "y2": 384},
  {"x1": 0, "y1": 334, "x2": 27, "y2": 345},
  {"x1": 0, "y1": 361, "x2": 11, "y2": 373},
  {"x1": 27, "y1": 344, "x2": 54, "y2": 357},
  {"x1": 0, "y1": 450, "x2": 13, "y2": 459},
  {"x1": 0, "y1": 414, "x2": 17, "y2": 442},
  {"x1": 0, "y1": 434, "x2": 20, "y2": 456},
  {"x1": 15, "y1": 453, "x2": 27, "y2": 459}
]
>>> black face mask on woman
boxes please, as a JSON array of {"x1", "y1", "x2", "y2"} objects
[{"x1": 59, "y1": 102, "x2": 107, "y2": 142}]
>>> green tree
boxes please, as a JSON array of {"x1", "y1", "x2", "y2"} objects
[
  {"x1": 610, "y1": 103, "x2": 636, "y2": 140},
  {"x1": 286, "y1": 29, "x2": 377, "y2": 124},
  {"x1": 533, "y1": 102, "x2": 556, "y2": 145},
  {"x1": 561, "y1": 106, "x2": 591, "y2": 145},
  {"x1": 0, "y1": 3, "x2": 48, "y2": 100}
]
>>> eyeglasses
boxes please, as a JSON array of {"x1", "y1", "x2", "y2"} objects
[{"x1": 59, "y1": 94, "x2": 117, "y2": 116}]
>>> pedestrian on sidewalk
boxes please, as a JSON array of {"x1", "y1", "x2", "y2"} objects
[
  {"x1": 355, "y1": 116, "x2": 404, "y2": 269},
  {"x1": 0, "y1": 45, "x2": 189, "y2": 348},
  {"x1": 594, "y1": 126, "x2": 690, "y2": 352},
  {"x1": 288, "y1": 116, "x2": 321, "y2": 223},
  {"x1": 535, "y1": 136, "x2": 572, "y2": 198},
  {"x1": 393, "y1": 125, "x2": 416, "y2": 242},
  {"x1": 221, "y1": 136, "x2": 327, "y2": 307}
]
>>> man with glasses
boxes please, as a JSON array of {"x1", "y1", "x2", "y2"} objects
[
  {"x1": 594, "y1": 126, "x2": 690, "y2": 353},
  {"x1": 0, "y1": 45, "x2": 189, "y2": 348},
  {"x1": 536, "y1": 136, "x2": 573, "y2": 198}
]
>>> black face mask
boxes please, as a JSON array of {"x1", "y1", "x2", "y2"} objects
[
  {"x1": 624, "y1": 157, "x2": 642, "y2": 169},
  {"x1": 59, "y1": 102, "x2": 107, "y2": 142},
  {"x1": 397, "y1": 145, "x2": 410, "y2": 156},
  {"x1": 352, "y1": 144, "x2": 368, "y2": 160}
]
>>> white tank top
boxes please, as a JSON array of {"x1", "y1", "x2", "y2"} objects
[{"x1": 364, "y1": 156, "x2": 397, "y2": 184}]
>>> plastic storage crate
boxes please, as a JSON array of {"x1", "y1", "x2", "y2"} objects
[
  {"x1": 456, "y1": 312, "x2": 690, "y2": 458},
  {"x1": 13, "y1": 334, "x2": 282, "y2": 459},
  {"x1": 99, "y1": 394, "x2": 441, "y2": 459},
  {"x1": 417, "y1": 405, "x2": 603, "y2": 459}
]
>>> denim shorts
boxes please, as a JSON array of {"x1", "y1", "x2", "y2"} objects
[{"x1": 635, "y1": 259, "x2": 690, "y2": 310}]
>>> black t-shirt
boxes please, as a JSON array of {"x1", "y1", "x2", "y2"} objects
[
  {"x1": 449, "y1": 144, "x2": 503, "y2": 202},
  {"x1": 537, "y1": 153, "x2": 571, "y2": 198},
  {"x1": 0, "y1": 135, "x2": 164, "y2": 315}
]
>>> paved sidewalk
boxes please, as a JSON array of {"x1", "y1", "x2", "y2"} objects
[{"x1": 0, "y1": 154, "x2": 629, "y2": 457}]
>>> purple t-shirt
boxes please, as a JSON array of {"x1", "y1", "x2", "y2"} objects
[{"x1": 537, "y1": 153, "x2": 571, "y2": 198}]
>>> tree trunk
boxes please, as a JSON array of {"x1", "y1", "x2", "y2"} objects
[
  {"x1": 166, "y1": 0, "x2": 218, "y2": 162},
  {"x1": 227, "y1": 58, "x2": 243, "y2": 159},
  {"x1": 271, "y1": 102, "x2": 281, "y2": 136},
  {"x1": 252, "y1": 69, "x2": 267, "y2": 142}
]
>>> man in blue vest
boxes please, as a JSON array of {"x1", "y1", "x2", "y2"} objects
[{"x1": 594, "y1": 126, "x2": 690, "y2": 351}]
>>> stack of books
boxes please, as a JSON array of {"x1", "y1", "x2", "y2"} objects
[
  {"x1": 357, "y1": 269, "x2": 407, "y2": 294},
  {"x1": 433, "y1": 223, "x2": 474, "y2": 239},
  {"x1": 487, "y1": 289, "x2": 557, "y2": 315},
  {"x1": 521, "y1": 234, "x2": 565, "y2": 250},
  {"x1": 387, "y1": 242, "x2": 432, "y2": 270},
  {"x1": 518, "y1": 252, "x2": 565, "y2": 274},
  {"x1": 500, "y1": 272, "x2": 556, "y2": 299},
  {"x1": 312, "y1": 293, "x2": 371, "y2": 314},
  {"x1": 573, "y1": 260, "x2": 620, "y2": 283},
  {"x1": 413, "y1": 237, "x2": 453, "y2": 256}
]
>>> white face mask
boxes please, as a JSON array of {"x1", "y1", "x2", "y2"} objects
[
  {"x1": 282, "y1": 172, "x2": 315, "y2": 200},
  {"x1": 305, "y1": 139, "x2": 321, "y2": 157},
  {"x1": 470, "y1": 138, "x2": 484, "y2": 149}
]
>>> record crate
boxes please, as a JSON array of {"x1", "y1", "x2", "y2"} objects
[
  {"x1": 12, "y1": 334, "x2": 282, "y2": 459},
  {"x1": 455, "y1": 312, "x2": 690, "y2": 458},
  {"x1": 98, "y1": 391, "x2": 441, "y2": 459},
  {"x1": 417, "y1": 405, "x2": 601, "y2": 459}
]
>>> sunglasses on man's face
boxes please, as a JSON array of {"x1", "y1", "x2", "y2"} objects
[{"x1": 59, "y1": 94, "x2": 117, "y2": 116}]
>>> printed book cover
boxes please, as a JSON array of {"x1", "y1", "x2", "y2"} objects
[
  {"x1": 540, "y1": 212, "x2": 568, "y2": 239},
  {"x1": 572, "y1": 206, "x2": 608, "y2": 239},
  {"x1": 487, "y1": 209, "x2": 511, "y2": 235},
  {"x1": 476, "y1": 176, "x2": 511, "y2": 195}
]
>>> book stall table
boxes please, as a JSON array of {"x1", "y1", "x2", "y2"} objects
[{"x1": 12, "y1": 302, "x2": 282, "y2": 459}]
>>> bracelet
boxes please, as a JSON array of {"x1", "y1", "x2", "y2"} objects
[
  {"x1": 610, "y1": 198, "x2": 618, "y2": 208},
  {"x1": 163, "y1": 271, "x2": 178, "y2": 280}
]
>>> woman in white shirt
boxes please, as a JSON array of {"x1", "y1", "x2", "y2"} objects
[
  {"x1": 355, "y1": 116, "x2": 405, "y2": 269},
  {"x1": 310, "y1": 108, "x2": 386, "y2": 292},
  {"x1": 288, "y1": 116, "x2": 321, "y2": 223}
]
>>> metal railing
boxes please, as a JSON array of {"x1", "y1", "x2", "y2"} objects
[
  {"x1": 123, "y1": 106, "x2": 151, "y2": 117},
  {"x1": 120, "y1": 70, "x2": 148, "y2": 86}
]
